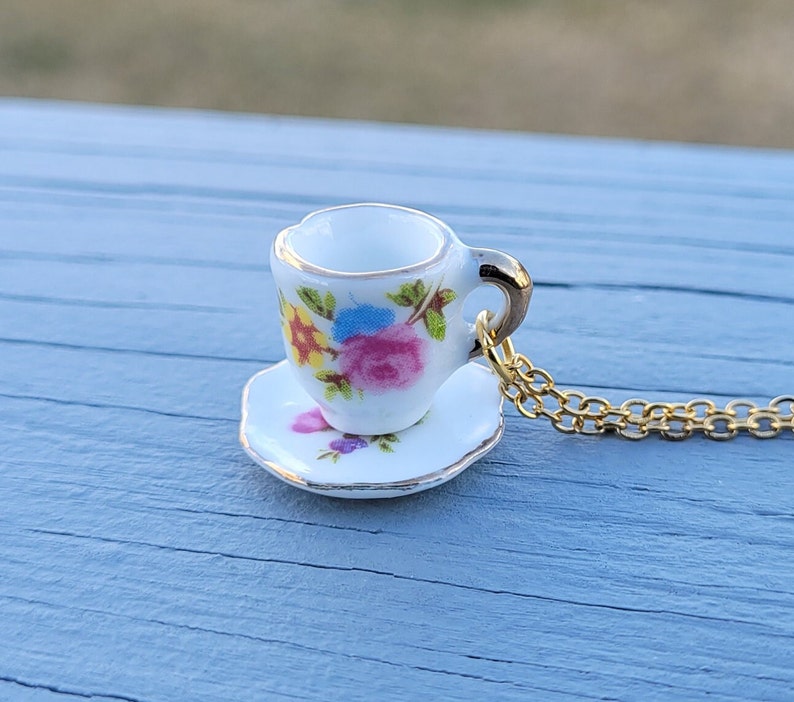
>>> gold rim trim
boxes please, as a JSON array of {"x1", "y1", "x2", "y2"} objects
[{"x1": 273, "y1": 203, "x2": 453, "y2": 279}]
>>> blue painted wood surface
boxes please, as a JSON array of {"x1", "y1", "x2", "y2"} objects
[{"x1": 1, "y1": 99, "x2": 793, "y2": 701}]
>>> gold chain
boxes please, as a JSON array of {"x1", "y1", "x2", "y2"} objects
[{"x1": 475, "y1": 311, "x2": 794, "y2": 441}]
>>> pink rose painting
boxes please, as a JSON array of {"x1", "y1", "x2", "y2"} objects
[
  {"x1": 290, "y1": 407, "x2": 331, "y2": 433},
  {"x1": 339, "y1": 323, "x2": 427, "y2": 394}
]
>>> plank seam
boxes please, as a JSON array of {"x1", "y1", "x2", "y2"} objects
[
  {"x1": 27, "y1": 528, "x2": 778, "y2": 629},
  {"x1": 0, "y1": 676, "x2": 145, "y2": 702},
  {"x1": 0, "y1": 392, "x2": 236, "y2": 424},
  {"x1": 0, "y1": 292, "x2": 238, "y2": 313}
]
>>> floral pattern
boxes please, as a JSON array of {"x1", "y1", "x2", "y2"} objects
[
  {"x1": 278, "y1": 279, "x2": 457, "y2": 402},
  {"x1": 281, "y1": 300, "x2": 333, "y2": 369},
  {"x1": 290, "y1": 407, "x2": 402, "y2": 462}
]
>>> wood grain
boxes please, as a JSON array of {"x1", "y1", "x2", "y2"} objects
[{"x1": 1, "y1": 99, "x2": 792, "y2": 701}]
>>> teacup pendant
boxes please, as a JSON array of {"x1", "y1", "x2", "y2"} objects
[{"x1": 241, "y1": 203, "x2": 531, "y2": 498}]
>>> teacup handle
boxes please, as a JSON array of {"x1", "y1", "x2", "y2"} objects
[{"x1": 467, "y1": 248, "x2": 533, "y2": 360}]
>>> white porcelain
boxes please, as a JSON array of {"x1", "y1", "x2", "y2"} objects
[
  {"x1": 240, "y1": 360, "x2": 504, "y2": 499},
  {"x1": 270, "y1": 203, "x2": 530, "y2": 435}
]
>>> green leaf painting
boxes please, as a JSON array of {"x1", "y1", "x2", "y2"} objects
[
  {"x1": 373, "y1": 433, "x2": 400, "y2": 453},
  {"x1": 386, "y1": 280, "x2": 427, "y2": 308},
  {"x1": 277, "y1": 289, "x2": 287, "y2": 317},
  {"x1": 315, "y1": 369, "x2": 355, "y2": 402},
  {"x1": 392, "y1": 279, "x2": 456, "y2": 342},
  {"x1": 324, "y1": 291, "x2": 336, "y2": 318},
  {"x1": 425, "y1": 308, "x2": 446, "y2": 341},
  {"x1": 439, "y1": 289, "x2": 457, "y2": 306},
  {"x1": 339, "y1": 378, "x2": 353, "y2": 400},
  {"x1": 297, "y1": 286, "x2": 336, "y2": 320}
]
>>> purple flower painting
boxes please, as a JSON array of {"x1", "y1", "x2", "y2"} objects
[{"x1": 329, "y1": 436, "x2": 369, "y2": 454}]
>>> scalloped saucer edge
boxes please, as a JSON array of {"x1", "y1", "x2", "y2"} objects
[{"x1": 239, "y1": 360, "x2": 504, "y2": 498}]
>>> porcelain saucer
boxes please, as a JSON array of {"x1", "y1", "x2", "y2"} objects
[{"x1": 239, "y1": 360, "x2": 504, "y2": 498}]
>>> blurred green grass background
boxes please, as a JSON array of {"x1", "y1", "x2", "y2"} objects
[{"x1": 1, "y1": 0, "x2": 793, "y2": 147}]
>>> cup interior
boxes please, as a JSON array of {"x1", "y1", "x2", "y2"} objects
[{"x1": 284, "y1": 204, "x2": 447, "y2": 274}]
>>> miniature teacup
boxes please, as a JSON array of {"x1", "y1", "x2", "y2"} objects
[{"x1": 271, "y1": 203, "x2": 531, "y2": 435}]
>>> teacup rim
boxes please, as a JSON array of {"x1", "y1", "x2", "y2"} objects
[{"x1": 273, "y1": 202, "x2": 454, "y2": 278}]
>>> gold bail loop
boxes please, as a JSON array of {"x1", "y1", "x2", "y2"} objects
[{"x1": 475, "y1": 309, "x2": 519, "y2": 386}]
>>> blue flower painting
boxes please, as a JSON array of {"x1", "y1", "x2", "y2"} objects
[{"x1": 331, "y1": 304, "x2": 395, "y2": 343}]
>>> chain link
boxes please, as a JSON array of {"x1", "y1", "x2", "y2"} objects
[{"x1": 475, "y1": 311, "x2": 794, "y2": 441}]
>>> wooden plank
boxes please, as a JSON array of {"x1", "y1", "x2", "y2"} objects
[{"x1": 1, "y1": 99, "x2": 793, "y2": 701}]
